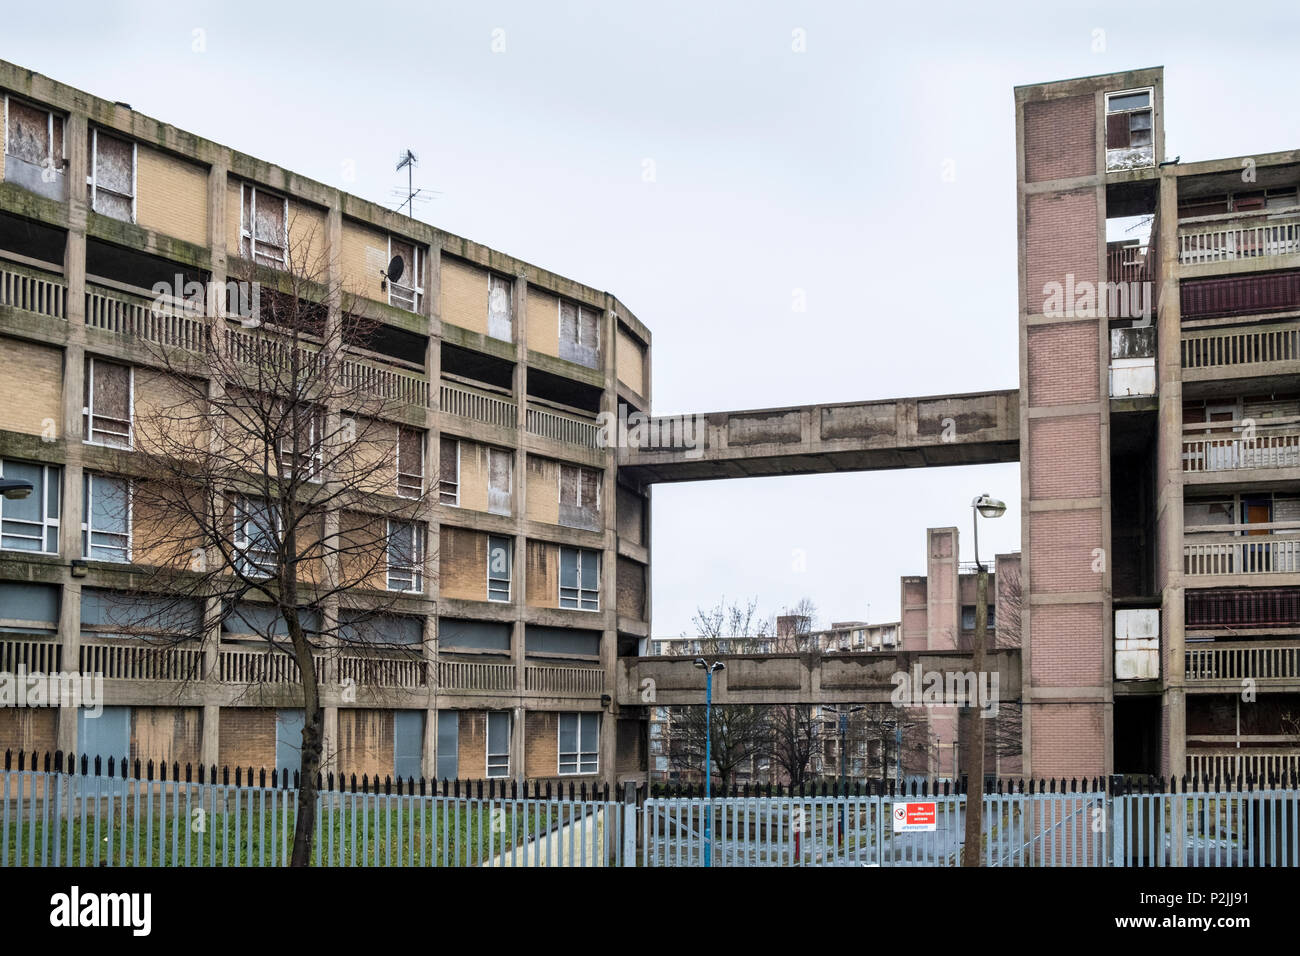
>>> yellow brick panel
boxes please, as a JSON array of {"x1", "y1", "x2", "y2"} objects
[
  {"x1": 525, "y1": 539, "x2": 559, "y2": 609},
  {"x1": 527, "y1": 288, "x2": 559, "y2": 358},
  {"x1": 135, "y1": 146, "x2": 208, "y2": 246},
  {"x1": 440, "y1": 525, "x2": 487, "y2": 601},
  {"x1": 340, "y1": 219, "x2": 388, "y2": 305},
  {"x1": 337, "y1": 709, "x2": 394, "y2": 781},
  {"x1": 288, "y1": 200, "x2": 328, "y2": 273},
  {"x1": 616, "y1": 326, "x2": 645, "y2": 396},
  {"x1": 525, "y1": 456, "x2": 559, "y2": 525},
  {"x1": 131, "y1": 707, "x2": 202, "y2": 767},
  {"x1": 458, "y1": 710, "x2": 487, "y2": 778},
  {"x1": 0, "y1": 337, "x2": 62, "y2": 438},
  {"x1": 525, "y1": 711, "x2": 558, "y2": 778},
  {"x1": 440, "y1": 257, "x2": 488, "y2": 335}
]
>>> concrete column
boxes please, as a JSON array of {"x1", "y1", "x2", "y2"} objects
[{"x1": 200, "y1": 704, "x2": 220, "y2": 769}]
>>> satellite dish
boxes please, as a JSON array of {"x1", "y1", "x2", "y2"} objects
[{"x1": 386, "y1": 255, "x2": 405, "y2": 284}]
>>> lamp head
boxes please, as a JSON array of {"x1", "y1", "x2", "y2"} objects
[{"x1": 973, "y1": 493, "x2": 1006, "y2": 519}]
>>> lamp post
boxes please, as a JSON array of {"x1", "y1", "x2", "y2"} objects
[
  {"x1": 694, "y1": 657, "x2": 724, "y2": 867},
  {"x1": 0, "y1": 479, "x2": 34, "y2": 500},
  {"x1": 823, "y1": 703, "x2": 866, "y2": 844},
  {"x1": 962, "y1": 492, "x2": 1005, "y2": 867}
]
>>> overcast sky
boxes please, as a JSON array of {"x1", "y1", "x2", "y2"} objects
[{"x1": 5, "y1": 0, "x2": 1296, "y2": 635}]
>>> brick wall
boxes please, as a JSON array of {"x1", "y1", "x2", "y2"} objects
[
  {"x1": 130, "y1": 706, "x2": 201, "y2": 767},
  {"x1": 135, "y1": 145, "x2": 208, "y2": 247},
  {"x1": 616, "y1": 484, "x2": 644, "y2": 546},
  {"x1": 336, "y1": 709, "x2": 394, "y2": 781},
  {"x1": 525, "y1": 539, "x2": 560, "y2": 609},
  {"x1": 1025, "y1": 189, "x2": 1099, "y2": 312},
  {"x1": 527, "y1": 288, "x2": 559, "y2": 358},
  {"x1": 217, "y1": 707, "x2": 276, "y2": 771},
  {"x1": 525, "y1": 455, "x2": 559, "y2": 524},
  {"x1": 1026, "y1": 323, "x2": 1100, "y2": 406},
  {"x1": 440, "y1": 525, "x2": 487, "y2": 601},
  {"x1": 616, "y1": 325, "x2": 645, "y2": 396},
  {"x1": 1023, "y1": 94, "x2": 1096, "y2": 183},
  {"x1": 616, "y1": 556, "x2": 646, "y2": 620},
  {"x1": 440, "y1": 256, "x2": 489, "y2": 335},
  {"x1": 1028, "y1": 510, "x2": 1103, "y2": 592},
  {"x1": 1030, "y1": 704, "x2": 1105, "y2": 777},
  {"x1": 1028, "y1": 414, "x2": 1102, "y2": 498},
  {"x1": 525, "y1": 710, "x2": 558, "y2": 778},
  {"x1": 0, "y1": 707, "x2": 56, "y2": 755},
  {"x1": 338, "y1": 218, "x2": 390, "y2": 304},
  {"x1": 1029, "y1": 604, "x2": 1105, "y2": 685},
  {"x1": 457, "y1": 709, "x2": 487, "y2": 778},
  {"x1": 0, "y1": 337, "x2": 62, "y2": 438}
]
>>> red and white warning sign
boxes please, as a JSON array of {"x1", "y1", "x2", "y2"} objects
[{"x1": 892, "y1": 801, "x2": 937, "y2": 832}]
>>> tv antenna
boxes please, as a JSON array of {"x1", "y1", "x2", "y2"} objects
[{"x1": 393, "y1": 149, "x2": 437, "y2": 217}]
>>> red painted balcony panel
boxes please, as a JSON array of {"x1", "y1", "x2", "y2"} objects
[
  {"x1": 1181, "y1": 269, "x2": 1300, "y2": 320},
  {"x1": 1186, "y1": 587, "x2": 1300, "y2": 629}
]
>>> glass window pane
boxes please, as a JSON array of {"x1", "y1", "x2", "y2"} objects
[
  {"x1": 559, "y1": 713, "x2": 578, "y2": 753},
  {"x1": 560, "y1": 549, "x2": 579, "y2": 588},
  {"x1": 1108, "y1": 91, "x2": 1149, "y2": 112}
]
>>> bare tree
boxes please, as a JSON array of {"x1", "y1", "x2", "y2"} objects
[
  {"x1": 767, "y1": 704, "x2": 824, "y2": 788},
  {"x1": 104, "y1": 219, "x2": 431, "y2": 865}
]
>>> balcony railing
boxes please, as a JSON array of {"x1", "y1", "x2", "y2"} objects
[
  {"x1": 436, "y1": 659, "x2": 516, "y2": 693},
  {"x1": 1184, "y1": 531, "x2": 1300, "y2": 576},
  {"x1": 1181, "y1": 269, "x2": 1300, "y2": 320},
  {"x1": 80, "y1": 640, "x2": 204, "y2": 682},
  {"x1": 1185, "y1": 641, "x2": 1300, "y2": 683},
  {"x1": 526, "y1": 404, "x2": 601, "y2": 449},
  {"x1": 1186, "y1": 587, "x2": 1300, "y2": 629},
  {"x1": 1182, "y1": 419, "x2": 1300, "y2": 473},
  {"x1": 1186, "y1": 749, "x2": 1300, "y2": 783},
  {"x1": 0, "y1": 260, "x2": 66, "y2": 320},
  {"x1": 524, "y1": 663, "x2": 605, "y2": 697},
  {"x1": 216, "y1": 646, "x2": 326, "y2": 685},
  {"x1": 1178, "y1": 210, "x2": 1300, "y2": 265},
  {"x1": 439, "y1": 381, "x2": 517, "y2": 430},
  {"x1": 337, "y1": 652, "x2": 426, "y2": 689},
  {"x1": 1181, "y1": 319, "x2": 1300, "y2": 372},
  {"x1": 85, "y1": 284, "x2": 208, "y2": 351},
  {"x1": 0, "y1": 637, "x2": 61, "y2": 672}
]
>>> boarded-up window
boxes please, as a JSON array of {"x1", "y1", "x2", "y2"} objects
[
  {"x1": 388, "y1": 237, "x2": 424, "y2": 313},
  {"x1": 397, "y1": 427, "x2": 424, "y2": 498},
  {"x1": 559, "y1": 464, "x2": 601, "y2": 531},
  {"x1": 1105, "y1": 89, "x2": 1154, "y2": 170},
  {"x1": 241, "y1": 184, "x2": 287, "y2": 266},
  {"x1": 84, "y1": 357, "x2": 132, "y2": 447},
  {"x1": 5, "y1": 99, "x2": 63, "y2": 167},
  {"x1": 558, "y1": 300, "x2": 601, "y2": 368},
  {"x1": 89, "y1": 130, "x2": 135, "y2": 222},
  {"x1": 488, "y1": 274, "x2": 513, "y2": 342},
  {"x1": 439, "y1": 438, "x2": 459, "y2": 505},
  {"x1": 488, "y1": 448, "x2": 512, "y2": 515}
]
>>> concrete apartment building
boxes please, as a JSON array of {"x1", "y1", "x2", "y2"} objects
[
  {"x1": 0, "y1": 60, "x2": 1296, "y2": 787},
  {"x1": 1016, "y1": 67, "x2": 1299, "y2": 782},
  {"x1": 0, "y1": 59, "x2": 653, "y2": 786}
]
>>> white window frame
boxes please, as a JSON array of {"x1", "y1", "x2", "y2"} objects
[
  {"x1": 396, "y1": 427, "x2": 424, "y2": 499},
  {"x1": 2, "y1": 95, "x2": 65, "y2": 171},
  {"x1": 558, "y1": 546, "x2": 600, "y2": 612},
  {"x1": 386, "y1": 519, "x2": 425, "y2": 593},
  {"x1": 487, "y1": 535, "x2": 512, "y2": 603},
  {"x1": 83, "y1": 357, "x2": 134, "y2": 449},
  {"x1": 277, "y1": 405, "x2": 324, "y2": 483},
  {"x1": 387, "y1": 236, "x2": 423, "y2": 313},
  {"x1": 82, "y1": 473, "x2": 132, "y2": 563},
  {"x1": 557, "y1": 711, "x2": 599, "y2": 776},
  {"x1": 486, "y1": 711, "x2": 510, "y2": 778},
  {"x1": 87, "y1": 128, "x2": 137, "y2": 224},
  {"x1": 240, "y1": 183, "x2": 289, "y2": 268},
  {"x1": 439, "y1": 438, "x2": 460, "y2": 506},
  {"x1": 559, "y1": 464, "x2": 600, "y2": 511},
  {"x1": 232, "y1": 496, "x2": 279, "y2": 578},
  {"x1": 0, "y1": 460, "x2": 60, "y2": 555},
  {"x1": 557, "y1": 300, "x2": 601, "y2": 351},
  {"x1": 1104, "y1": 87, "x2": 1155, "y2": 167}
]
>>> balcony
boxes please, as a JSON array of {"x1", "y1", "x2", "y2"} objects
[
  {"x1": 439, "y1": 380, "x2": 517, "y2": 430},
  {"x1": 1181, "y1": 269, "x2": 1300, "y2": 320},
  {"x1": 526, "y1": 403, "x2": 601, "y2": 449},
  {"x1": 1186, "y1": 587, "x2": 1300, "y2": 629},
  {"x1": 1184, "y1": 530, "x2": 1300, "y2": 577},
  {"x1": 0, "y1": 259, "x2": 66, "y2": 321},
  {"x1": 1181, "y1": 318, "x2": 1299, "y2": 380},
  {"x1": 1186, "y1": 748, "x2": 1300, "y2": 783},
  {"x1": 336, "y1": 651, "x2": 425, "y2": 689},
  {"x1": 216, "y1": 646, "x2": 326, "y2": 685},
  {"x1": 80, "y1": 640, "x2": 203, "y2": 682},
  {"x1": 1185, "y1": 641, "x2": 1300, "y2": 685},
  {"x1": 1178, "y1": 209, "x2": 1300, "y2": 266},
  {"x1": 1182, "y1": 419, "x2": 1300, "y2": 474},
  {"x1": 436, "y1": 658, "x2": 515, "y2": 693},
  {"x1": 524, "y1": 663, "x2": 605, "y2": 697},
  {"x1": 85, "y1": 282, "x2": 207, "y2": 351},
  {"x1": 0, "y1": 637, "x2": 61, "y2": 672}
]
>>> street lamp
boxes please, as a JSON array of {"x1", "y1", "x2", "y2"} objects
[
  {"x1": 694, "y1": 657, "x2": 724, "y2": 867},
  {"x1": 963, "y1": 493, "x2": 1005, "y2": 867},
  {"x1": 822, "y1": 703, "x2": 866, "y2": 844},
  {"x1": 0, "y1": 478, "x2": 34, "y2": 500}
]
